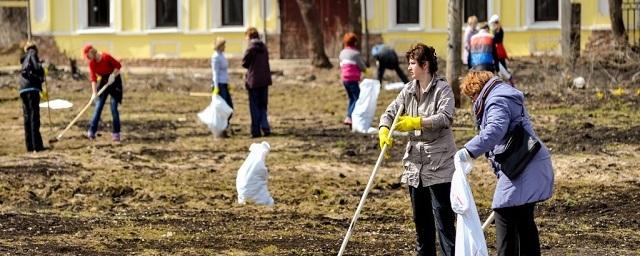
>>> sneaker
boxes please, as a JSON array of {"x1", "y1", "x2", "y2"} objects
[
  {"x1": 87, "y1": 130, "x2": 96, "y2": 140},
  {"x1": 112, "y1": 133, "x2": 121, "y2": 142},
  {"x1": 343, "y1": 117, "x2": 352, "y2": 126}
]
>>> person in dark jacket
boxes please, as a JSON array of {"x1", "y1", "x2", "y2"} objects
[
  {"x1": 83, "y1": 44, "x2": 123, "y2": 142},
  {"x1": 19, "y1": 41, "x2": 46, "y2": 152},
  {"x1": 372, "y1": 43, "x2": 409, "y2": 84},
  {"x1": 456, "y1": 71, "x2": 554, "y2": 256},
  {"x1": 489, "y1": 15, "x2": 509, "y2": 71},
  {"x1": 242, "y1": 27, "x2": 272, "y2": 138}
]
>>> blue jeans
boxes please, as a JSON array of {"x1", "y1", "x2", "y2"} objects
[
  {"x1": 88, "y1": 93, "x2": 120, "y2": 135},
  {"x1": 248, "y1": 86, "x2": 270, "y2": 137},
  {"x1": 343, "y1": 80, "x2": 360, "y2": 118}
]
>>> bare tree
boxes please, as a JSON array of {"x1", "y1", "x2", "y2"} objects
[
  {"x1": 348, "y1": 0, "x2": 365, "y2": 63},
  {"x1": 296, "y1": 0, "x2": 333, "y2": 68},
  {"x1": 446, "y1": 0, "x2": 462, "y2": 107},
  {"x1": 608, "y1": 0, "x2": 627, "y2": 44}
]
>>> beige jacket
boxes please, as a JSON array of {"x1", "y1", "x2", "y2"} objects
[{"x1": 379, "y1": 77, "x2": 456, "y2": 188}]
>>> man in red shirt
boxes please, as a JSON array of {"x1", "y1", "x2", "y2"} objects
[{"x1": 83, "y1": 45, "x2": 123, "y2": 142}]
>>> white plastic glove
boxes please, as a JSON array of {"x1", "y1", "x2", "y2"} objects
[{"x1": 454, "y1": 148, "x2": 473, "y2": 175}]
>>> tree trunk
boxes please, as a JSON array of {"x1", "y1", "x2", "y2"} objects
[
  {"x1": 446, "y1": 0, "x2": 462, "y2": 107},
  {"x1": 348, "y1": 0, "x2": 366, "y2": 64},
  {"x1": 296, "y1": 0, "x2": 333, "y2": 68},
  {"x1": 608, "y1": 0, "x2": 627, "y2": 44}
]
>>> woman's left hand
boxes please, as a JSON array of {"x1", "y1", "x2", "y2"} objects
[{"x1": 393, "y1": 116, "x2": 422, "y2": 132}]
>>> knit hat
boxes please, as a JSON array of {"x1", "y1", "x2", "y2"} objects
[
  {"x1": 82, "y1": 44, "x2": 94, "y2": 59},
  {"x1": 489, "y1": 14, "x2": 500, "y2": 24}
]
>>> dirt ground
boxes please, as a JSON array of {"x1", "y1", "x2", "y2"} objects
[{"x1": 0, "y1": 55, "x2": 639, "y2": 255}]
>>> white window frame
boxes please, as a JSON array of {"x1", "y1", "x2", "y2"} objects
[
  {"x1": 525, "y1": 0, "x2": 560, "y2": 29},
  {"x1": 145, "y1": 0, "x2": 183, "y2": 33},
  {"x1": 211, "y1": 0, "x2": 248, "y2": 32},
  {"x1": 388, "y1": 0, "x2": 425, "y2": 31},
  {"x1": 77, "y1": 0, "x2": 116, "y2": 33}
]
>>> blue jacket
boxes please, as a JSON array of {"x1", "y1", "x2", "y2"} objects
[{"x1": 464, "y1": 77, "x2": 554, "y2": 209}]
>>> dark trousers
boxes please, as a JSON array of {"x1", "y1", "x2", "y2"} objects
[
  {"x1": 248, "y1": 86, "x2": 270, "y2": 137},
  {"x1": 217, "y1": 83, "x2": 234, "y2": 109},
  {"x1": 494, "y1": 203, "x2": 541, "y2": 256},
  {"x1": 342, "y1": 80, "x2": 359, "y2": 118},
  {"x1": 21, "y1": 91, "x2": 44, "y2": 152},
  {"x1": 409, "y1": 182, "x2": 456, "y2": 256},
  {"x1": 377, "y1": 61, "x2": 409, "y2": 84}
]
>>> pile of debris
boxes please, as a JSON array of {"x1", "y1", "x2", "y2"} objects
[{"x1": 583, "y1": 31, "x2": 640, "y2": 83}]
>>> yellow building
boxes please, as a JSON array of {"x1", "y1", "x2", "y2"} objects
[{"x1": 27, "y1": 0, "x2": 615, "y2": 59}]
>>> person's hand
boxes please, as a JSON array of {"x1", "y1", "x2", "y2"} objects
[
  {"x1": 393, "y1": 116, "x2": 422, "y2": 132},
  {"x1": 454, "y1": 148, "x2": 473, "y2": 175},
  {"x1": 90, "y1": 92, "x2": 97, "y2": 101},
  {"x1": 40, "y1": 90, "x2": 49, "y2": 101},
  {"x1": 378, "y1": 127, "x2": 393, "y2": 159},
  {"x1": 211, "y1": 86, "x2": 220, "y2": 95}
]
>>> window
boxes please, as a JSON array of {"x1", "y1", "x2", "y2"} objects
[
  {"x1": 222, "y1": 0, "x2": 243, "y2": 26},
  {"x1": 88, "y1": 0, "x2": 110, "y2": 27},
  {"x1": 155, "y1": 0, "x2": 178, "y2": 27},
  {"x1": 534, "y1": 0, "x2": 558, "y2": 22},
  {"x1": 396, "y1": 0, "x2": 419, "y2": 24},
  {"x1": 464, "y1": 0, "x2": 487, "y2": 22}
]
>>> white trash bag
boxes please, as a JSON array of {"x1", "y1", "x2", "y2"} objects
[
  {"x1": 450, "y1": 155, "x2": 489, "y2": 256},
  {"x1": 39, "y1": 99, "x2": 73, "y2": 109},
  {"x1": 197, "y1": 95, "x2": 233, "y2": 137},
  {"x1": 236, "y1": 141, "x2": 274, "y2": 206},
  {"x1": 351, "y1": 78, "x2": 380, "y2": 134},
  {"x1": 384, "y1": 82, "x2": 405, "y2": 91}
]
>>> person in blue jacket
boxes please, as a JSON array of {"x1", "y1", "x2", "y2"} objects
[{"x1": 456, "y1": 71, "x2": 554, "y2": 256}]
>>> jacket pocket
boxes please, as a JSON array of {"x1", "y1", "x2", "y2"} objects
[{"x1": 422, "y1": 145, "x2": 449, "y2": 172}]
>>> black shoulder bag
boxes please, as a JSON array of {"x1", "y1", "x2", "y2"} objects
[
  {"x1": 493, "y1": 107, "x2": 541, "y2": 180},
  {"x1": 475, "y1": 79, "x2": 541, "y2": 180}
]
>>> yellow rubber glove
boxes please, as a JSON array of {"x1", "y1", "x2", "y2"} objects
[
  {"x1": 378, "y1": 127, "x2": 393, "y2": 159},
  {"x1": 40, "y1": 90, "x2": 49, "y2": 101},
  {"x1": 363, "y1": 68, "x2": 371, "y2": 77},
  {"x1": 394, "y1": 116, "x2": 422, "y2": 132},
  {"x1": 212, "y1": 86, "x2": 220, "y2": 95}
]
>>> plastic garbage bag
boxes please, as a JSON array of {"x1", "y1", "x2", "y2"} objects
[
  {"x1": 197, "y1": 95, "x2": 233, "y2": 137},
  {"x1": 351, "y1": 79, "x2": 380, "y2": 133},
  {"x1": 236, "y1": 141, "x2": 274, "y2": 206},
  {"x1": 450, "y1": 155, "x2": 489, "y2": 256},
  {"x1": 384, "y1": 82, "x2": 405, "y2": 91},
  {"x1": 39, "y1": 99, "x2": 73, "y2": 109},
  {"x1": 498, "y1": 62, "x2": 512, "y2": 80}
]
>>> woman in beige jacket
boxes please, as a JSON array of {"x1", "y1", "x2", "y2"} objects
[{"x1": 378, "y1": 43, "x2": 456, "y2": 256}]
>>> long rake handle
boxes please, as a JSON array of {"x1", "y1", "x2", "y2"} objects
[
  {"x1": 482, "y1": 211, "x2": 495, "y2": 230},
  {"x1": 337, "y1": 105, "x2": 404, "y2": 256},
  {"x1": 55, "y1": 82, "x2": 112, "y2": 140}
]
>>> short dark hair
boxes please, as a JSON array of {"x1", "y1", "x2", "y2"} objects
[
  {"x1": 245, "y1": 27, "x2": 260, "y2": 39},
  {"x1": 405, "y1": 43, "x2": 438, "y2": 74}
]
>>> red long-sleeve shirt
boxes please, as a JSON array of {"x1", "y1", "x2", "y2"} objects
[{"x1": 88, "y1": 52, "x2": 121, "y2": 82}]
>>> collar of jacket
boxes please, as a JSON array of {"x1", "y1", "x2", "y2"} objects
[{"x1": 407, "y1": 75, "x2": 443, "y2": 96}]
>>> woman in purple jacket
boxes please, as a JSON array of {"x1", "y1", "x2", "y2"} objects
[
  {"x1": 242, "y1": 27, "x2": 272, "y2": 138},
  {"x1": 456, "y1": 71, "x2": 554, "y2": 256}
]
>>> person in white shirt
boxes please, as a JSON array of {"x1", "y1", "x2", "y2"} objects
[{"x1": 211, "y1": 37, "x2": 233, "y2": 136}]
